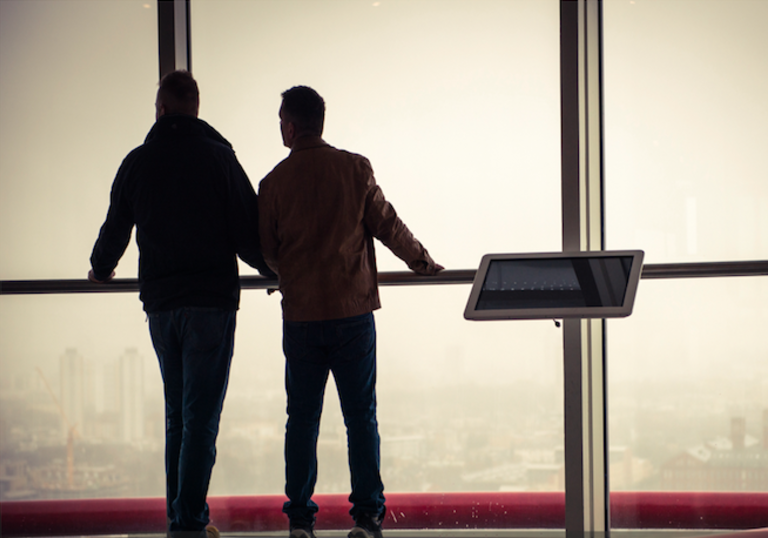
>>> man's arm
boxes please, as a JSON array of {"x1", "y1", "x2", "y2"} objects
[
  {"x1": 257, "y1": 177, "x2": 280, "y2": 276},
  {"x1": 362, "y1": 168, "x2": 443, "y2": 276},
  {"x1": 89, "y1": 165, "x2": 134, "y2": 282},
  {"x1": 225, "y1": 156, "x2": 275, "y2": 277}
]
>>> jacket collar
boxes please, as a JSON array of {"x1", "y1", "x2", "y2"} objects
[{"x1": 290, "y1": 135, "x2": 330, "y2": 154}]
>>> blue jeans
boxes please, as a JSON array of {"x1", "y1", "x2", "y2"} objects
[
  {"x1": 148, "y1": 307, "x2": 236, "y2": 535},
  {"x1": 282, "y1": 312, "x2": 386, "y2": 528}
]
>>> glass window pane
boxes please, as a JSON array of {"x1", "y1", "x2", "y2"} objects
[
  {"x1": 0, "y1": 294, "x2": 168, "y2": 498},
  {"x1": 0, "y1": 0, "x2": 157, "y2": 280},
  {"x1": 190, "y1": 0, "x2": 565, "y2": 504},
  {"x1": 603, "y1": 0, "x2": 768, "y2": 263},
  {"x1": 605, "y1": 2, "x2": 768, "y2": 528},
  {"x1": 191, "y1": 0, "x2": 562, "y2": 273},
  {"x1": 608, "y1": 275, "x2": 768, "y2": 523},
  {"x1": 0, "y1": 0, "x2": 159, "y2": 503},
  {"x1": 1, "y1": 0, "x2": 566, "y2": 519},
  {"x1": 0, "y1": 289, "x2": 565, "y2": 500}
]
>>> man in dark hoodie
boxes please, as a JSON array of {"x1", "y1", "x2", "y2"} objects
[{"x1": 89, "y1": 70, "x2": 272, "y2": 538}]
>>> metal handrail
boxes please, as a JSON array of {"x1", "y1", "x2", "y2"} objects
[
  {"x1": 1, "y1": 261, "x2": 766, "y2": 296},
  {"x1": 640, "y1": 260, "x2": 768, "y2": 279}
]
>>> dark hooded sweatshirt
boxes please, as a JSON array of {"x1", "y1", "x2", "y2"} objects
[{"x1": 91, "y1": 114, "x2": 272, "y2": 312}]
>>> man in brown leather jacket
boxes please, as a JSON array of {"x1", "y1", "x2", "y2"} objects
[{"x1": 258, "y1": 86, "x2": 443, "y2": 538}]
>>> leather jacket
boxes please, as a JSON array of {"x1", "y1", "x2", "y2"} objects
[{"x1": 258, "y1": 136, "x2": 440, "y2": 322}]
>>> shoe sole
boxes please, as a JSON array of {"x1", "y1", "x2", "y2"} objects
[{"x1": 348, "y1": 527, "x2": 382, "y2": 538}]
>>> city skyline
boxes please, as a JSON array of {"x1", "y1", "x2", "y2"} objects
[{"x1": 2, "y1": 341, "x2": 767, "y2": 501}]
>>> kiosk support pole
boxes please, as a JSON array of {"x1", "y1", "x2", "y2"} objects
[{"x1": 563, "y1": 319, "x2": 608, "y2": 537}]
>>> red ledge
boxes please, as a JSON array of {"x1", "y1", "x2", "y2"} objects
[{"x1": 2, "y1": 491, "x2": 767, "y2": 536}]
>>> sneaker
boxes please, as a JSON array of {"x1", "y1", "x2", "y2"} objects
[
  {"x1": 289, "y1": 527, "x2": 317, "y2": 538},
  {"x1": 348, "y1": 527, "x2": 383, "y2": 538},
  {"x1": 348, "y1": 514, "x2": 383, "y2": 538},
  {"x1": 166, "y1": 527, "x2": 220, "y2": 538}
]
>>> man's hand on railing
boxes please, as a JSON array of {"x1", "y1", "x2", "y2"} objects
[
  {"x1": 408, "y1": 259, "x2": 445, "y2": 276},
  {"x1": 87, "y1": 269, "x2": 115, "y2": 283}
]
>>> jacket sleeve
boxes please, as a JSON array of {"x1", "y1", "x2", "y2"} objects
[
  {"x1": 257, "y1": 176, "x2": 280, "y2": 276},
  {"x1": 226, "y1": 155, "x2": 276, "y2": 277},
  {"x1": 361, "y1": 163, "x2": 441, "y2": 276},
  {"x1": 90, "y1": 162, "x2": 135, "y2": 281}
]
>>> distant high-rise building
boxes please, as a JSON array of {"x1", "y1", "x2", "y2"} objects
[
  {"x1": 59, "y1": 348, "x2": 84, "y2": 440},
  {"x1": 82, "y1": 357, "x2": 121, "y2": 440},
  {"x1": 94, "y1": 359, "x2": 120, "y2": 416},
  {"x1": 119, "y1": 348, "x2": 144, "y2": 443}
]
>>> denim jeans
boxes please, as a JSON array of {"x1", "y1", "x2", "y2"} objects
[
  {"x1": 282, "y1": 312, "x2": 386, "y2": 528},
  {"x1": 148, "y1": 307, "x2": 236, "y2": 535}
]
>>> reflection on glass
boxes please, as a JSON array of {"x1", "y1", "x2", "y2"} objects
[{"x1": 477, "y1": 257, "x2": 634, "y2": 310}]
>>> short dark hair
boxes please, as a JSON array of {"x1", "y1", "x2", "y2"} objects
[
  {"x1": 157, "y1": 70, "x2": 199, "y2": 116},
  {"x1": 281, "y1": 86, "x2": 325, "y2": 136}
]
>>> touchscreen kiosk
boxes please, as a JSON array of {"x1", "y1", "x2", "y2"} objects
[{"x1": 464, "y1": 250, "x2": 644, "y2": 320}]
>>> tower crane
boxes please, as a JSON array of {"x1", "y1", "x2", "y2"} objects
[{"x1": 35, "y1": 366, "x2": 79, "y2": 489}]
